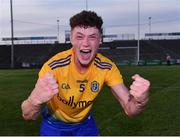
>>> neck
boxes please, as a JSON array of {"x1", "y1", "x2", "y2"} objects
[{"x1": 74, "y1": 59, "x2": 90, "y2": 74}]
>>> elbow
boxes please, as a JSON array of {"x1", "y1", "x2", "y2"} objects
[
  {"x1": 22, "y1": 113, "x2": 37, "y2": 121},
  {"x1": 125, "y1": 110, "x2": 138, "y2": 117},
  {"x1": 21, "y1": 101, "x2": 37, "y2": 121},
  {"x1": 21, "y1": 101, "x2": 29, "y2": 120},
  {"x1": 124, "y1": 106, "x2": 143, "y2": 117},
  {"x1": 22, "y1": 114, "x2": 31, "y2": 120}
]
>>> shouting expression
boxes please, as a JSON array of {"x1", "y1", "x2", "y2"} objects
[{"x1": 71, "y1": 26, "x2": 101, "y2": 69}]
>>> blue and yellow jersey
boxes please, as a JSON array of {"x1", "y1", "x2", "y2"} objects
[{"x1": 39, "y1": 48, "x2": 123, "y2": 123}]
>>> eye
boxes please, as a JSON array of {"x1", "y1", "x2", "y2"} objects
[
  {"x1": 89, "y1": 35, "x2": 98, "y2": 40},
  {"x1": 76, "y1": 35, "x2": 83, "y2": 40}
]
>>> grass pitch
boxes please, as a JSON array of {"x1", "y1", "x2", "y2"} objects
[{"x1": 0, "y1": 66, "x2": 180, "y2": 135}]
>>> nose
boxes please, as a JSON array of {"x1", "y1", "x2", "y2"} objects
[{"x1": 82, "y1": 37, "x2": 89, "y2": 47}]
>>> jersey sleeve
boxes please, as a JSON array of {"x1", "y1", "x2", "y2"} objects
[
  {"x1": 38, "y1": 61, "x2": 58, "y2": 80},
  {"x1": 38, "y1": 62, "x2": 52, "y2": 78},
  {"x1": 105, "y1": 63, "x2": 123, "y2": 87}
]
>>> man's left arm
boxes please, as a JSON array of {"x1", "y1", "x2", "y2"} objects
[{"x1": 110, "y1": 74, "x2": 150, "y2": 117}]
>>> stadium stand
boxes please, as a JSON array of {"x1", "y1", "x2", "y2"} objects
[
  {"x1": 140, "y1": 40, "x2": 180, "y2": 61},
  {"x1": 0, "y1": 45, "x2": 11, "y2": 68},
  {"x1": 14, "y1": 43, "x2": 71, "y2": 68},
  {"x1": 99, "y1": 40, "x2": 138, "y2": 64},
  {"x1": 0, "y1": 39, "x2": 179, "y2": 68}
]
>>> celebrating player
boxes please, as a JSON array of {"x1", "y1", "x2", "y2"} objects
[{"x1": 21, "y1": 10, "x2": 150, "y2": 136}]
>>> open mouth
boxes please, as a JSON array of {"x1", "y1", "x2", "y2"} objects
[{"x1": 80, "y1": 49, "x2": 92, "y2": 54}]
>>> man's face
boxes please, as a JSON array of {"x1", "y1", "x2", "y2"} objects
[{"x1": 71, "y1": 26, "x2": 101, "y2": 67}]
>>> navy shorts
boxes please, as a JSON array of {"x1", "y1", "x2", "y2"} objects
[{"x1": 40, "y1": 107, "x2": 99, "y2": 136}]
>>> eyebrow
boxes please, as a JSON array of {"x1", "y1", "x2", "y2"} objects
[
  {"x1": 76, "y1": 32, "x2": 98, "y2": 37},
  {"x1": 76, "y1": 32, "x2": 83, "y2": 35},
  {"x1": 89, "y1": 33, "x2": 98, "y2": 37}
]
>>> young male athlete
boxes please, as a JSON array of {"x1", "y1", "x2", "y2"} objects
[{"x1": 21, "y1": 10, "x2": 150, "y2": 136}]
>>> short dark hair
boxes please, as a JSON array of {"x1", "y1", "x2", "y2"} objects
[{"x1": 70, "y1": 10, "x2": 103, "y2": 33}]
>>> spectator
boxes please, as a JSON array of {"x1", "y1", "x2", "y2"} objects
[{"x1": 166, "y1": 53, "x2": 171, "y2": 65}]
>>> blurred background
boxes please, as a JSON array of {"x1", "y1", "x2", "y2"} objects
[
  {"x1": 0, "y1": 0, "x2": 180, "y2": 68},
  {"x1": 0, "y1": 0, "x2": 180, "y2": 136}
]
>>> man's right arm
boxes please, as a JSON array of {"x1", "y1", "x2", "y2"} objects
[
  {"x1": 21, "y1": 73, "x2": 59, "y2": 120},
  {"x1": 21, "y1": 96, "x2": 42, "y2": 120}
]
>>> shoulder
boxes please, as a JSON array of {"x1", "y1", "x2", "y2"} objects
[
  {"x1": 94, "y1": 53, "x2": 115, "y2": 70},
  {"x1": 46, "y1": 48, "x2": 72, "y2": 70}
]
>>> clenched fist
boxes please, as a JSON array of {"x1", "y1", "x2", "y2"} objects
[
  {"x1": 29, "y1": 73, "x2": 59, "y2": 105},
  {"x1": 130, "y1": 74, "x2": 150, "y2": 105}
]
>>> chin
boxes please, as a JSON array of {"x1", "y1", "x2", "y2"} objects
[
  {"x1": 80, "y1": 59, "x2": 92, "y2": 67},
  {"x1": 80, "y1": 61, "x2": 90, "y2": 67}
]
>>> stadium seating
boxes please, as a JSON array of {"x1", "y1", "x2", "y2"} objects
[
  {"x1": 140, "y1": 40, "x2": 180, "y2": 61},
  {"x1": 0, "y1": 39, "x2": 179, "y2": 68},
  {"x1": 0, "y1": 45, "x2": 11, "y2": 68}
]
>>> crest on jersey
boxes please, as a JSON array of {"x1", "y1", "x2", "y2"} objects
[{"x1": 91, "y1": 81, "x2": 99, "y2": 92}]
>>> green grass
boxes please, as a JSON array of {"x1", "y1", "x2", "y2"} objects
[{"x1": 0, "y1": 66, "x2": 180, "y2": 135}]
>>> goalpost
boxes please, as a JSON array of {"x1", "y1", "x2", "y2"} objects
[
  {"x1": 101, "y1": 33, "x2": 139, "y2": 66},
  {"x1": 99, "y1": 45, "x2": 139, "y2": 66}
]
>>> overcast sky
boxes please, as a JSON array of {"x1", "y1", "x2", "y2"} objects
[{"x1": 0, "y1": 0, "x2": 180, "y2": 43}]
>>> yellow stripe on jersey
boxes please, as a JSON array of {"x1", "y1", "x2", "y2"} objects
[{"x1": 39, "y1": 48, "x2": 123, "y2": 123}]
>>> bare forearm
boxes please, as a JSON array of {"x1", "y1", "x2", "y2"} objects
[
  {"x1": 125, "y1": 94, "x2": 148, "y2": 117},
  {"x1": 110, "y1": 84, "x2": 145, "y2": 116},
  {"x1": 111, "y1": 76, "x2": 150, "y2": 117},
  {"x1": 21, "y1": 73, "x2": 59, "y2": 120},
  {"x1": 21, "y1": 97, "x2": 41, "y2": 120}
]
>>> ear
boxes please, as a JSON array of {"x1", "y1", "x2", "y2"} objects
[
  {"x1": 99, "y1": 34, "x2": 103, "y2": 44},
  {"x1": 70, "y1": 31, "x2": 73, "y2": 43}
]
